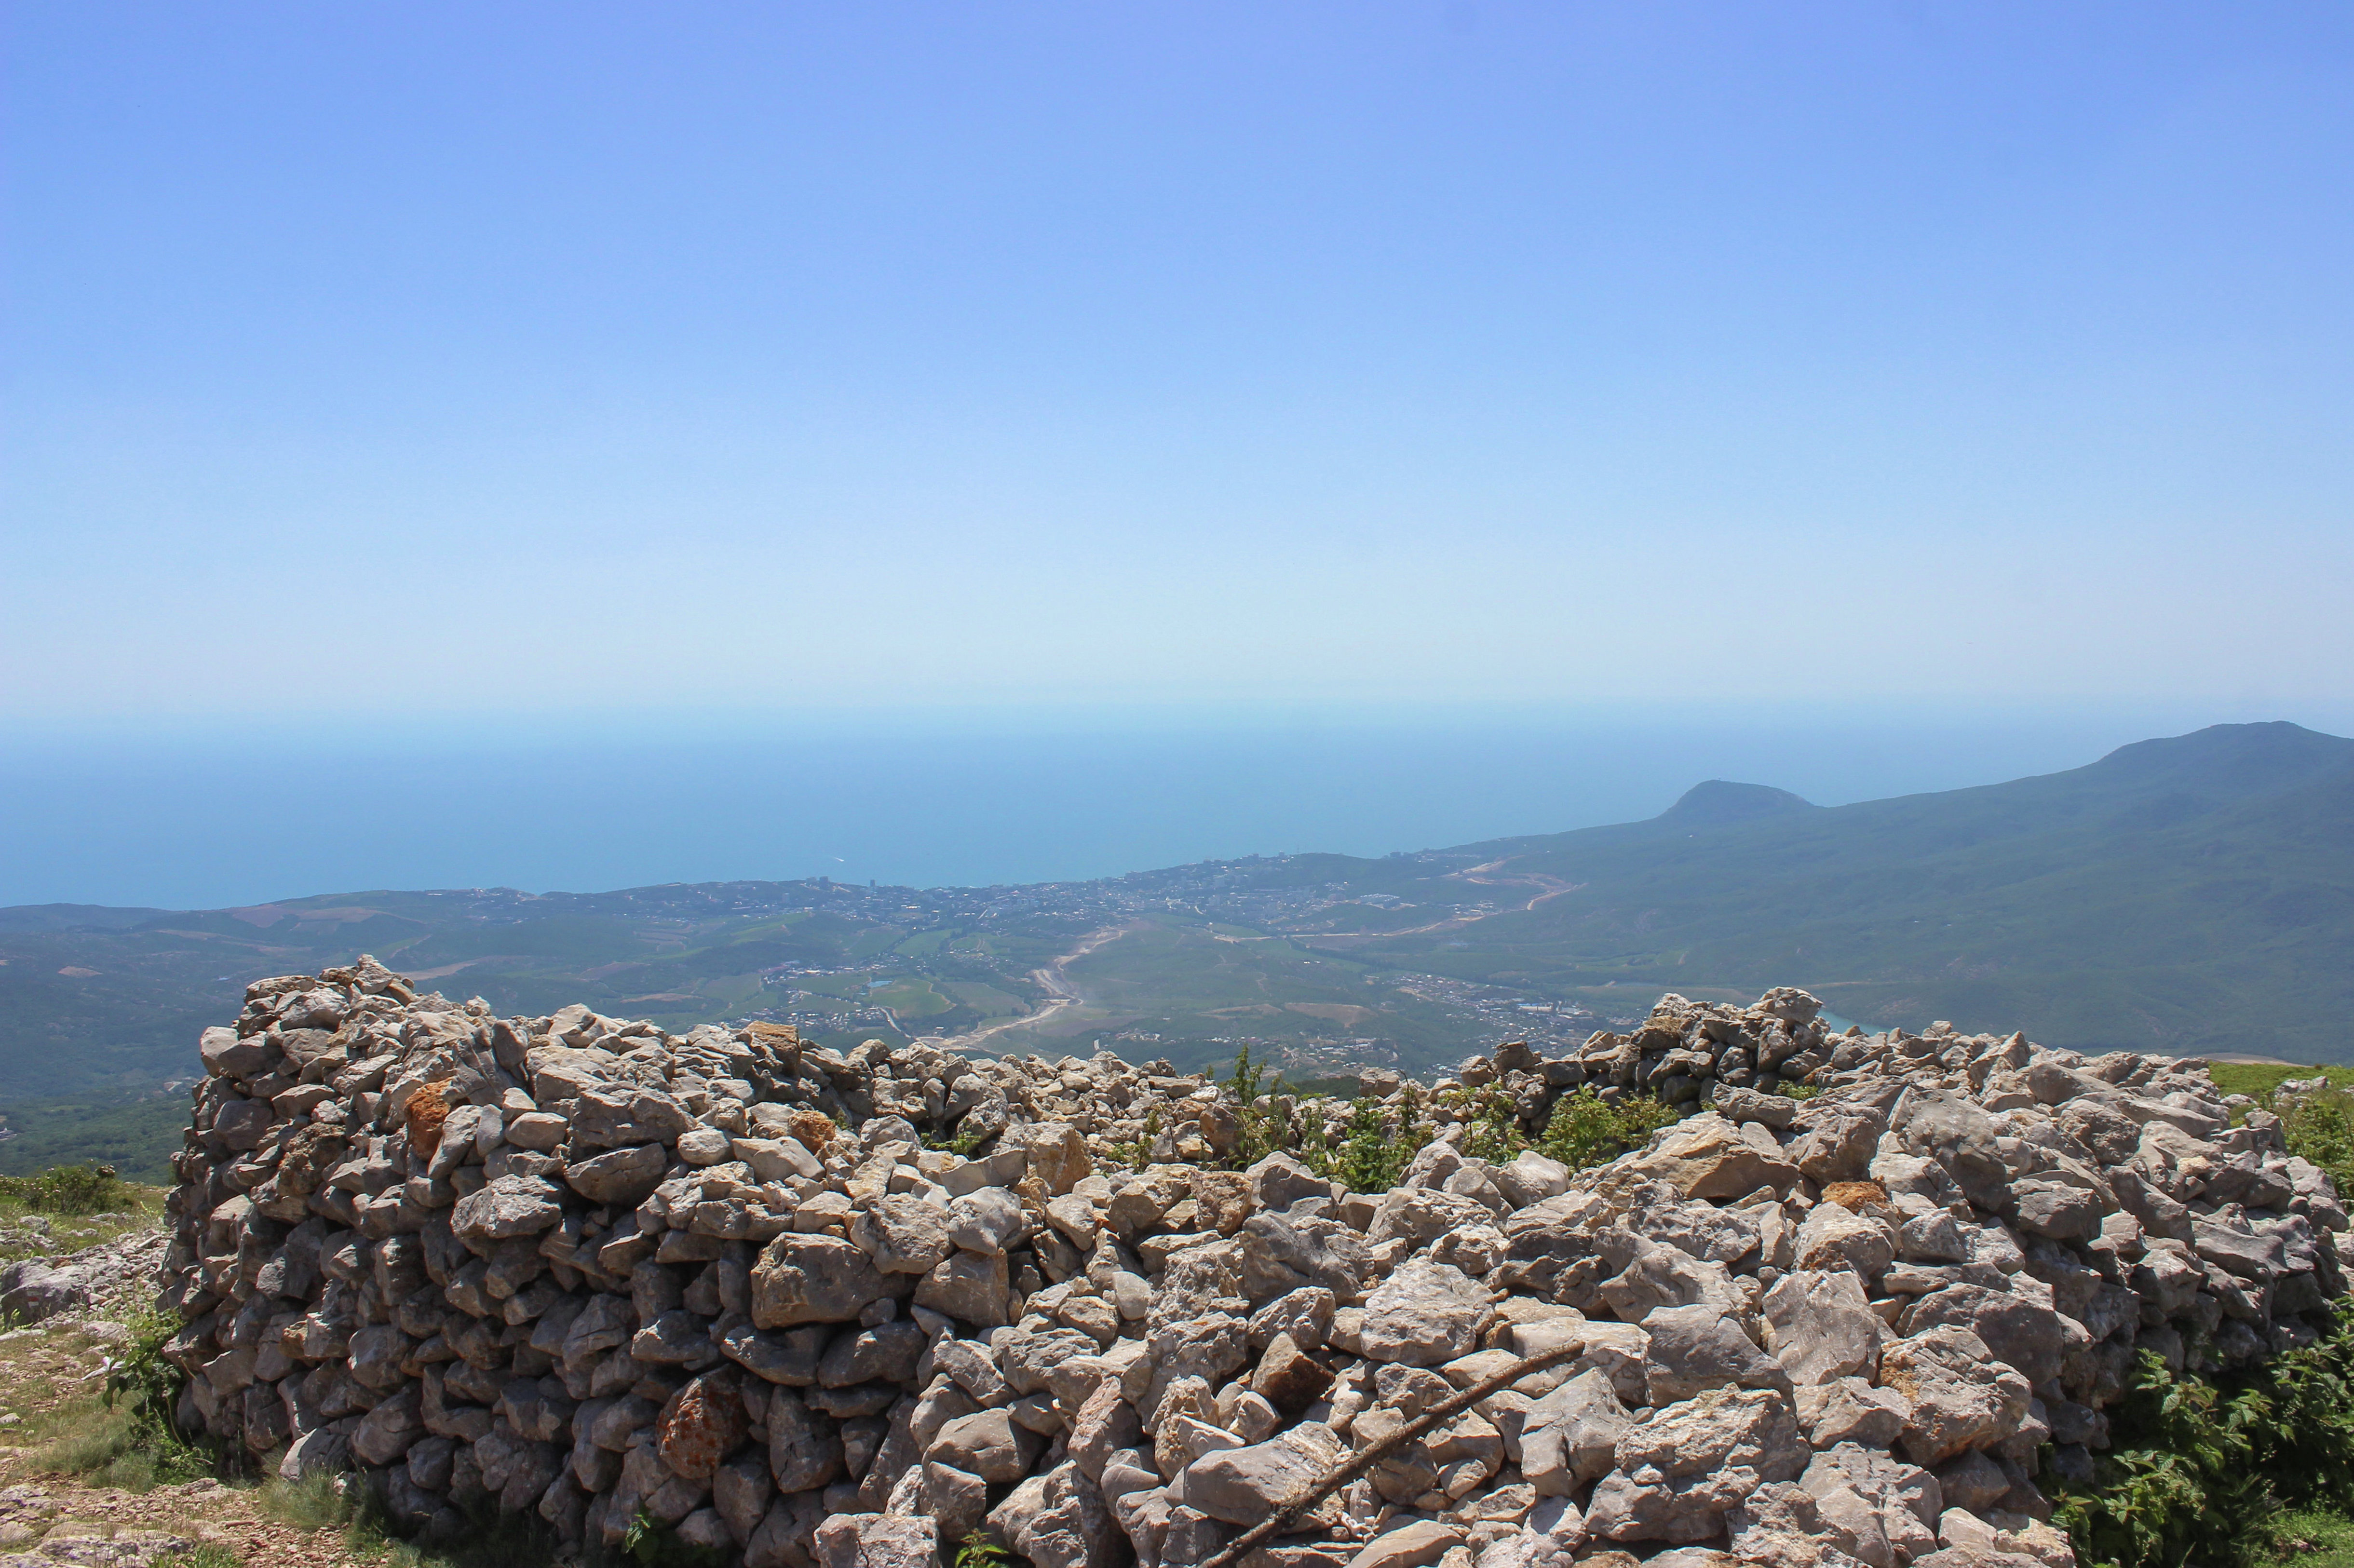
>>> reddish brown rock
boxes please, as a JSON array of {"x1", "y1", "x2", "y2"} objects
[
  {"x1": 404, "y1": 1083, "x2": 453, "y2": 1157},
  {"x1": 1821, "y1": 1179, "x2": 1893, "y2": 1214},
  {"x1": 785, "y1": 1108, "x2": 838, "y2": 1153},
  {"x1": 660, "y1": 1374, "x2": 748, "y2": 1482}
]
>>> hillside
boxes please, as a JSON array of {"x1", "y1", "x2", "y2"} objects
[
  {"x1": 1222, "y1": 720, "x2": 2354, "y2": 1060},
  {"x1": 1, "y1": 721, "x2": 2349, "y2": 1144}
]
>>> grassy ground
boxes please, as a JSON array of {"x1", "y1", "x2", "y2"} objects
[
  {"x1": 2270, "y1": 1509, "x2": 2354, "y2": 1568},
  {"x1": 2208, "y1": 1061, "x2": 2354, "y2": 1101}
]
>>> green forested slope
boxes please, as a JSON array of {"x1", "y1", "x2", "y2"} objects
[{"x1": 1320, "y1": 723, "x2": 2354, "y2": 1058}]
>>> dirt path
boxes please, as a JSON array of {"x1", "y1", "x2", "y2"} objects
[
  {"x1": 1261, "y1": 862, "x2": 1591, "y2": 946},
  {"x1": 1448, "y1": 858, "x2": 1584, "y2": 911},
  {"x1": 931, "y1": 923, "x2": 1132, "y2": 1053},
  {"x1": 1252, "y1": 860, "x2": 1590, "y2": 953}
]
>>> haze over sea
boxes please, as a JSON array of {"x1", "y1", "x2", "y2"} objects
[{"x1": 10, "y1": 700, "x2": 2342, "y2": 912}]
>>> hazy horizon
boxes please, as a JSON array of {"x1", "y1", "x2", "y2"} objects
[{"x1": 5, "y1": 702, "x2": 2339, "y2": 911}]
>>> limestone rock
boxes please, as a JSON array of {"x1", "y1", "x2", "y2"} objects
[
  {"x1": 753, "y1": 1235, "x2": 896, "y2": 1328},
  {"x1": 1762, "y1": 1270, "x2": 1881, "y2": 1386},
  {"x1": 450, "y1": 1175, "x2": 564, "y2": 1242},
  {"x1": 1361, "y1": 1260, "x2": 1491, "y2": 1366},
  {"x1": 1642, "y1": 1301, "x2": 1791, "y2": 1404},
  {"x1": 1630, "y1": 1113, "x2": 1801, "y2": 1200},
  {"x1": 1182, "y1": 1419, "x2": 1346, "y2": 1524},
  {"x1": 151, "y1": 960, "x2": 2347, "y2": 1567},
  {"x1": 564, "y1": 1144, "x2": 668, "y2": 1206}
]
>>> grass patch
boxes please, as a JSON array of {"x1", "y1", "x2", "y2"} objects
[
  {"x1": 2268, "y1": 1507, "x2": 2354, "y2": 1568},
  {"x1": 2208, "y1": 1063, "x2": 2354, "y2": 1102},
  {"x1": 25, "y1": 1308, "x2": 216, "y2": 1492},
  {"x1": 2276, "y1": 1084, "x2": 2354, "y2": 1202},
  {"x1": 159, "y1": 1547, "x2": 244, "y2": 1568},
  {"x1": 257, "y1": 1471, "x2": 360, "y2": 1533},
  {"x1": 2199, "y1": 1067, "x2": 2354, "y2": 1200}
]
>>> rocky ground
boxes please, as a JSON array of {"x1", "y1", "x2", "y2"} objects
[
  {"x1": 43, "y1": 956, "x2": 2354, "y2": 1568},
  {"x1": 0, "y1": 1473, "x2": 359, "y2": 1568},
  {"x1": 0, "y1": 1221, "x2": 379, "y2": 1567}
]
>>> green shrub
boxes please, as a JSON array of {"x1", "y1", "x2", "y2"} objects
[
  {"x1": 1432, "y1": 1082, "x2": 1529, "y2": 1164},
  {"x1": 104, "y1": 1305, "x2": 190, "y2": 1430},
  {"x1": 1293, "y1": 1102, "x2": 1335, "y2": 1176},
  {"x1": 0, "y1": 1162, "x2": 136, "y2": 1216},
  {"x1": 1533, "y1": 1088, "x2": 1678, "y2": 1174},
  {"x1": 1224, "y1": 1043, "x2": 1302, "y2": 1169},
  {"x1": 955, "y1": 1530, "x2": 1016, "y2": 1568},
  {"x1": 2276, "y1": 1084, "x2": 2354, "y2": 1202},
  {"x1": 921, "y1": 1125, "x2": 988, "y2": 1158},
  {"x1": 1328, "y1": 1096, "x2": 1412, "y2": 1193},
  {"x1": 622, "y1": 1506, "x2": 726, "y2": 1568},
  {"x1": 2053, "y1": 1326, "x2": 2354, "y2": 1568}
]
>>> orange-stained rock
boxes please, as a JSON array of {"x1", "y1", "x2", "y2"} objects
[
  {"x1": 783, "y1": 1108, "x2": 838, "y2": 1153},
  {"x1": 405, "y1": 1083, "x2": 453, "y2": 1157},
  {"x1": 659, "y1": 1374, "x2": 748, "y2": 1482},
  {"x1": 1821, "y1": 1178, "x2": 1893, "y2": 1214}
]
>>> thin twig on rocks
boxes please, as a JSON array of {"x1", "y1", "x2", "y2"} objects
[{"x1": 1196, "y1": 1339, "x2": 1585, "y2": 1568}]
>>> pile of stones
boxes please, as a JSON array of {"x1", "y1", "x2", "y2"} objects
[
  {"x1": 159, "y1": 958, "x2": 2349, "y2": 1568},
  {"x1": 0, "y1": 1229, "x2": 171, "y2": 1325}
]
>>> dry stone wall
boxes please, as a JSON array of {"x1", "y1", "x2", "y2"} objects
[{"x1": 160, "y1": 958, "x2": 2351, "y2": 1568}]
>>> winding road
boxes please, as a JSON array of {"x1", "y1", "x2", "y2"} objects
[{"x1": 930, "y1": 923, "x2": 1133, "y2": 1053}]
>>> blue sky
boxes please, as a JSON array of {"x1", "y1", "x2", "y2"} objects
[{"x1": 6, "y1": 2, "x2": 2353, "y2": 724}]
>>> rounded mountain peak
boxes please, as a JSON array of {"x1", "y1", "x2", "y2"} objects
[{"x1": 1658, "y1": 779, "x2": 1816, "y2": 825}]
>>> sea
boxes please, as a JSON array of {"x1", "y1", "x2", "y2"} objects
[{"x1": 0, "y1": 702, "x2": 2277, "y2": 910}]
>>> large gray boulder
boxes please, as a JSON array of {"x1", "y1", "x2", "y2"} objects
[
  {"x1": 1179, "y1": 1420, "x2": 1345, "y2": 1524},
  {"x1": 928, "y1": 1408, "x2": 1046, "y2": 1484},
  {"x1": 1360, "y1": 1259, "x2": 1491, "y2": 1366},
  {"x1": 563, "y1": 1143, "x2": 668, "y2": 1206},
  {"x1": 751, "y1": 1235, "x2": 896, "y2": 1328},
  {"x1": 570, "y1": 1082, "x2": 697, "y2": 1149},
  {"x1": 0, "y1": 1260, "x2": 90, "y2": 1323},
  {"x1": 1642, "y1": 1301, "x2": 1792, "y2": 1404},
  {"x1": 449, "y1": 1174, "x2": 563, "y2": 1242},
  {"x1": 1762, "y1": 1269, "x2": 1882, "y2": 1385}
]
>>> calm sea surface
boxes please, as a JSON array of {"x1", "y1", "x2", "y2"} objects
[{"x1": 0, "y1": 704, "x2": 2255, "y2": 909}]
